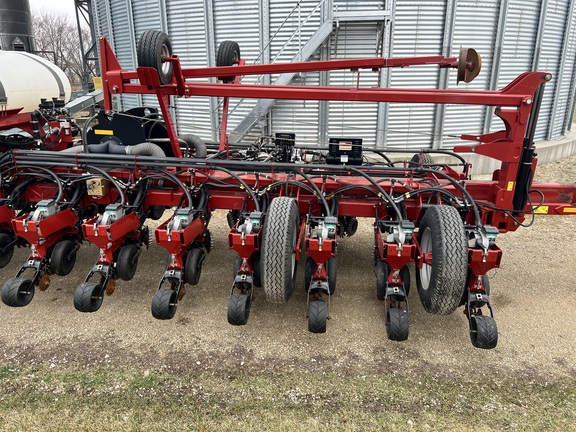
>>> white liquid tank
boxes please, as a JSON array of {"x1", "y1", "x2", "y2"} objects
[{"x1": 0, "y1": 50, "x2": 71, "y2": 113}]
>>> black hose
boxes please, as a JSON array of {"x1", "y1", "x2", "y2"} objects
[{"x1": 12, "y1": 165, "x2": 64, "y2": 202}]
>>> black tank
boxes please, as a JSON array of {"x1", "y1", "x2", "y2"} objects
[{"x1": 0, "y1": 0, "x2": 35, "y2": 52}]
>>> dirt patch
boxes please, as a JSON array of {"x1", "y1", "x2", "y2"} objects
[{"x1": 0, "y1": 156, "x2": 575, "y2": 383}]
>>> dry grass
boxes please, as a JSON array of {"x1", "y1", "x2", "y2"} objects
[{"x1": 0, "y1": 365, "x2": 575, "y2": 431}]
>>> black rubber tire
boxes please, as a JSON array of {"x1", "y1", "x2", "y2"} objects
[
  {"x1": 216, "y1": 40, "x2": 240, "y2": 82},
  {"x1": 375, "y1": 261, "x2": 388, "y2": 301},
  {"x1": 261, "y1": 197, "x2": 299, "y2": 303},
  {"x1": 386, "y1": 307, "x2": 410, "y2": 341},
  {"x1": 137, "y1": 30, "x2": 173, "y2": 85},
  {"x1": 147, "y1": 205, "x2": 165, "y2": 221},
  {"x1": 227, "y1": 294, "x2": 250, "y2": 325},
  {"x1": 116, "y1": 244, "x2": 139, "y2": 281},
  {"x1": 0, "y1": 233, "x2": 14, "y2": 268},
  {"x1": 73, "y1": 282, "x2": 103, "y2": 313},
  {"x1": 233, "y1": 254, "x2": 242, "y2": 279},
  {"x1": 304, "y1": 256, "x2": 315, "y2": 291},
  {"x1": 416, "y1": 205, "x2": 468, "y2": 315},
  {"x1": 400, "y1": 265, "x2": 411, "y2": 297},
  {"x1": 1, "y1": 278, "x2": 35, "y2": 307},
  {"x1": 252, "y1": 252, "x2": 262, "y2": 288},
  {"x1": 304, "y1": 257, "x2": 336, "y2": 294},
  {"x1": 482, "y1": 274, "x2": 491, "y2": 296},
  {"x1": 460, "y1": 274, "x2": 491, "y2": 306},
  {"x1": 326, "y1": 258, "x2": 337, "y2": 294},
  {"x1": 308, "y1": 301, "x2": 328, "y2": 333},
  {"x1": 184, "y1": 247, "x2": 205, "y2": 285},
  {"x1": 470, "y1": 315, "x2": 498, "y2": 349},
  {"x1": 180, "y1": 134, "x2": 208, "y2": 158},
  {"x1": 409, "y1": 153, "x2": 435, "y2": 167},
  {"x1": 151, "y1": 289, "x2": 178, "y2": 320},
  {"x1": 51, "y1": 240, "x2": 77, "y2": 276}
]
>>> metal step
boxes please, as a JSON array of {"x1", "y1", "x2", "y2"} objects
[{"x1": 230, "y1": 20, "x2": 334, "y2": 142}]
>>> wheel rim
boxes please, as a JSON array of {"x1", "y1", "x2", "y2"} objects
[
  {"x1": 161, "y1": 44, "x2": 172, "y2": 75},
  {"x1": 419, "y1": 227, "x2": 432, "y2": 290},
  {"x1": 291, "y1": 228, "x2": 297, "y2": 280}
]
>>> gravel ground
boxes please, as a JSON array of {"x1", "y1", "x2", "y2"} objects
[{"x1": 0, "y1": 156, "x2": 575, "y2": 382}]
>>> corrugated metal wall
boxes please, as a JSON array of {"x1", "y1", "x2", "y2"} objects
[{"x1": 93, "y1": 0, "x2": 576, "y2": 149}]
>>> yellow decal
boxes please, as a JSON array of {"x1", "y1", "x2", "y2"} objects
[
  {"x1": 93, "y1": 76, "x2": 102, "y2": 90},
  {"x1": 507, "y1": 181, "x2": 514, "y2": 191},
  {"x1": 563, "y1": 207, "x2": 576, "y2": 214},
  {"x1": 533, "y1": 206, "x2": 549, "y2": 214},
  {"x1": 94, "y1": 129, "x2": 114, "y2": 136}
]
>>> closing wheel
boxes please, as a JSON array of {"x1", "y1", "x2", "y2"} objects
[
  {"x1": 386, "y1": 308, "x2": 410, "y2": 341},
  {"x1": 308, "y1": 301, "x2": 328, "y2": 333},
  {"x1": 261, "y1": 197, "x2": 299, "y2": 303},
  {"x1": 0, "y1": 233, "x2": 15, "y2": 268},
  {"x1": 375, "y1": 261, "x2": 388, "y2": 301},
  {"x1": 137, "y1": 30, "x2": 173, "y2": 85},
  {"x1": 1, "y1": 278, "x2": 35, "y2": 307},
  {"x1": 470, "y1": 315, "x2": 498, "y2": 349},
  {"x1": 116, "y1": 244, "x2": 139, "y2": 281},
  {"x1": 416, "y1": 205, "x2": 468, "y2": 315},
  {"x1": 73, "y1": 282, "x2": 103, "y2": 313},
  {"x1": 151, "y1": 289, "x2": 178, "y2": 320},
  {"x1": 51, "y1": 240, "x2": 77, "y2": 276},
  {"x1": 216, "y1": 40, "x2": 240, "y2": 82},
  {"x1": 184, "y1": 247, "x2": 205, "y2": 285},
  {"x1": 227, "y1": 294, "x2": 251, "y2": 325}
]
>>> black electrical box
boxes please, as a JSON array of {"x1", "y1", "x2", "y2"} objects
[
  {"x1": 274, "y1": 132, "x2": 295, "y2": 163},
  {"x1": 326, "y1": 137, "x2": 363, "y2": 165}
]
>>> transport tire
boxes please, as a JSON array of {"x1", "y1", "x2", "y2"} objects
[
  {"x1": 151, "y1": 289, "x2": 178, "y2": 320},
  {"x1": 416, "y1": 205, "x2": 468, "y2": 315},
  {"x1": 0, "y1": 233, "x2": 14, "y2": 268},
  {"x1": 227, "y1": 294, "x2": 250, "y2": 325},
  {"x1": 116, "y1": 244, "x2": 139, "y2": 281},
  {"x1": 216, "y1": 40, "x2": 240, "y2": 82},
  {"x1": 184, "y1": 247, "x2": 205, "y2": 285},
  {"x1": 261, "y1": 197, "x2": 299, "y2": 303},
  {"x1": 51, "y1": 240, "x2": 77, "y2": 276},
  {"x1": 308, "y1": 301, "x2": 328, "y2": 333},
  {"x1": 409, "y1": 153, "x2": 435, "y2": 167},
  {"x1": 137, "y1": 30, "x2": 173, "y2": 84},
  {"x1": 74, "y1": 282, "x2": 103, "y2": 313},
  {"x1": 470, "y1": 315, "x2": 498, "y2": 349},
  {"x1": 1, "y1": 278, "x2": 34, "y2": 307},
  {"x1": 386, "y1": 307, "x2": 410, "y2": 341}
]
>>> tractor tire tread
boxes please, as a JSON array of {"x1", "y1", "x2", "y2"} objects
[{"x1": 261, "y1": 197, "x2": 299, "y2": 303}]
